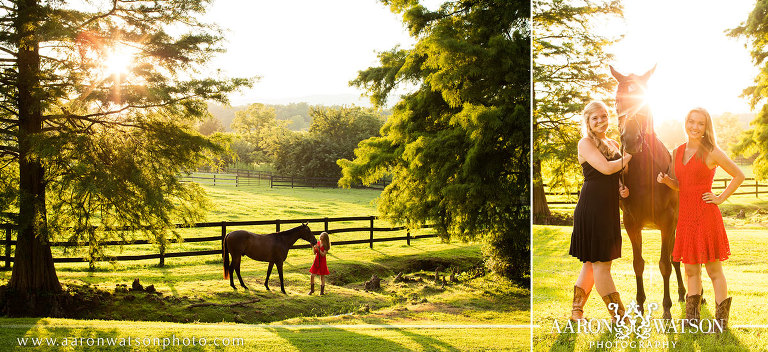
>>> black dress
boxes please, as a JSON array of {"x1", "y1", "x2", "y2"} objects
[{"x1": 569, "y1": 155, "x2": 622, "y2": 262}]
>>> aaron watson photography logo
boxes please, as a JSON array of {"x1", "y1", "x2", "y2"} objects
[{"x1": 551, "y1": 302, "x2": 725, "y2": 349}]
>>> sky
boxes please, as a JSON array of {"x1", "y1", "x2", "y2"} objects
[
  {"x1": 201, "y1": 0, "x2": 441, "y2": 107},
  {"x1": 607, "y1": 0, "x2": 758, "y2": 125}
]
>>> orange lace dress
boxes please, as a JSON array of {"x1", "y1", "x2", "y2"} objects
[{"x1": 671, "y1": 143, "x2": 730, "y2": 264}]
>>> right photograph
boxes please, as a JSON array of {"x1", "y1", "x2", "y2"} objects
[{"x1": 533, "y1": 0, "x2": 768, "y2": 350}]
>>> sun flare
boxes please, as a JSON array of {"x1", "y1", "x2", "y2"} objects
[{"x1": 102, "y1": 45, "x2": 137, "y2": 77}]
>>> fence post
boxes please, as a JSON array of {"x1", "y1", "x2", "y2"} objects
[
  {"x1": 236, "y1": 175, "x2": 239, "y2": 188},
  {"x1": 756, "y1": 178, "x2": 759, "y2": 198},
  {"x1": 221, "y1": 222, "x2": 227, "y2": 246},
  {"x1": 407, "y1": 229, "x2": 411, "y2": 246},
  {"x1": 369, "y1": 217, "x2": 374, "y2": 249},
  {"x1": 276, "y1": 220, "x2": 281, "y2": 233},
  {"x1": 213, "y1": 174, "x2": 217, "y2": 187},
  {"x1": 270, "y1": 175, "x2": 273, "y2": 188},
  {"x1": 4, "y1": 227, "x2": 10, "y2": 269},
  {"x1": 324, "y1": 217, "x2": 329, "y2": 233},
  {"x1": 291, "y1": 177, "x2": 294, "y2": 189}
]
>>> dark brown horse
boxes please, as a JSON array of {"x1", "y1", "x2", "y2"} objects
[
  {"x1": 223, "y1": 223, "x2": 317, "y2": 293},
  {"x1": 611, "y1": 65, "x2": 686, "y2": 319}
]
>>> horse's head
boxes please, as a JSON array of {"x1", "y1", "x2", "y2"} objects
[
  {"x1": 299, "y1": 223, "x2": 317, "y2": 246},
  {"x1": 610, "y1": 65, "x2": 656, "y2": 154}
]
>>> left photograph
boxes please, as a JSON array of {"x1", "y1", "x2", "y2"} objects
[{"x1": 0, "y1": 0, "x2": 531, "y2": 351}]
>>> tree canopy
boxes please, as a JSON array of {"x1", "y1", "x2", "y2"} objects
[
  {"x1": 339, "y1": 0, "x2": 529, "y2": 280},
  {"x1": 729, "y1": 1, "x2": 768, "y2": 178},
  {"x1": 0, "y1": 0, "x2": 249, "y2": 301},
  {"x1": 532, "y1": 0, "x2": 622, "y2": 223},
  {"x1": 275, "y1": 106, "x2": 383, "y2": 179}
]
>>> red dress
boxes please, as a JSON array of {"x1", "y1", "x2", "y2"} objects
[
  {"x1": 672, "y1": 144, "x2": 730, "y2": 264},
  {"x1": 309, "y1": 243, "x2": 329, "y2": 275}
]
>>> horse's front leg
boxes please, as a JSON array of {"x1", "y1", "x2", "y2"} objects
[
  {"x1": 659, "y1": 224, "x2": 676, "y2": 319},
  {"x1": 265, "y1": 262, "x2": 274, "y2": 291},
  {"x1": 276, "y1": 261, "x2": 286, "y2": 294},
  {"x1": 626, "y1": 224, "x2": 646, "y2": 313},
  {"x1": 673, "y1": 260, "x2": 685, "y2": 302}
]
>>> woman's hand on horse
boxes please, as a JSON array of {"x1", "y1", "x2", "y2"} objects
[
  {"x1": 622, "y1": 152, "x2": 632, "y2": 163},
  {"x1": 657, "y1": 172, "x2": 670, "y2": 185},
  {"x1": 702, "y1": 192, "x2": 724, "y2": 205}
]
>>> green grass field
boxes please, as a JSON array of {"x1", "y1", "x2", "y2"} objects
[
  {"x1": 533, "y1": 196, "x2": 768, "y2": 351},
  {"x1": 0, "y1": 181, "x2": 530, "y2": 351}
]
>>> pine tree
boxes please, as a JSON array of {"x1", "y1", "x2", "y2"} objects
[
  {"x1": 340, "y1": 0, "x2": 530, "y2": 280},
  {"x1": 0, "y1": 0, "x2": 249, "y2": 312},
  {"x1": 729, "y1": 0, "x2": 768, "y2": 178}
]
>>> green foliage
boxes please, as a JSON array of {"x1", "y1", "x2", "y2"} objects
[
  {"x1": 229, "y1": 103, "x2": 291, "y2": 164},
  {"x1": 532, "y1": 0, "x2": 622, "y2": 220},
  {"x1": 729, "y1": 1, "x2": 768, "y2": 180},
  {"x1": 0, "y1": 0, "x2": 250, "y2": 273},
  {"x1": 341, "y1": 0, "x2": 529, "y2": 280},
  {"x1": 274, "y1": 106, "x2": 384, "y2": 179}
]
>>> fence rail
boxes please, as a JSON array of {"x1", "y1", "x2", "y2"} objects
[
  {"x1": 181, "y1": 170, "x2": 390, "y2": 190},
  {"x1": 543, "y1": 177, "x2": 768, "y2": 204},
  {"x1": 0, "y1": 216, "x2": 435, "y2": 268}
]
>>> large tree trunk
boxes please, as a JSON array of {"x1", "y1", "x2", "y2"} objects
[
  {"x1": 532, "y1": 158, "x2": 551, "y2": 224},
  {"x1": 8, "y1": 0, "x2": 61, "y2": 296}
]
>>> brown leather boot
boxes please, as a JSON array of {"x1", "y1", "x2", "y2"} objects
[
  {"x1": 570, "y1": 286, "x2": 590, "y2": 321},
  {"x1": 601, "y1": 292, "x2": 627, "y2": 324},
  {"x1": 685, "y1": 294, "x2": 701, "y2": 326},
  {"x1": 715, "y1": 297, "x2": 732, "y2": 332},
  {"x1": 308, "y1": 282, "x2": 315, "y2": 295},
  {"x1": 320, "y1": 285, "x2": 325, "y2": 295}
]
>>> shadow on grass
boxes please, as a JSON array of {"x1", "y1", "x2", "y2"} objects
[
  {"x1": 267, "y1": 326, "x2": 457, "y2": 352},
  {"x1": 268, "y1": 326, "x2": 406, "y2": 351}
]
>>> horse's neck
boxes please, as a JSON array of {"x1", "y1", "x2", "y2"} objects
[{"x1": 279, "y1": 229, "x2": 303, "y2": 246}]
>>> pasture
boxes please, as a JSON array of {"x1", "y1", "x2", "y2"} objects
[
  {"x1": 0, "y1": 182, "x2": 529, "y2": 351},
  {"x1": 533, "y1": 194, "x2": 768, "y2": 351}
]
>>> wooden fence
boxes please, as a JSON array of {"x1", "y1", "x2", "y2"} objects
[
  {"x1": 181, "y1": 170, "x2": 390, "y2": 190},
  {"x1": 0, "y1": 216, "x2": 435, "y2": 268},
  {"x1": 544, "y1": 177, "x2": 768, "y2": 205}
]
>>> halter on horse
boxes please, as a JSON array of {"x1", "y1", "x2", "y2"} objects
[{"x1": 611, "y1": 65, "x2": 685, "y2": 319}]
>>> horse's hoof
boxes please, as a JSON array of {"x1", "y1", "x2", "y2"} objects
[
  {"x1": 663, "y1": 311, "x2": 672, "y2": 320},
  {"x1": 701, "y1": 296, "x2": 706, "y2": 305},
  {"x1": 231, "y1": 286, "x2": 237, "y2": 290}
]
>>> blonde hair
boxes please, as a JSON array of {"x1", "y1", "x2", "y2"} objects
[
  {"x1": 582, "y1": 101, "x2": 619, "y2": 159},
  {"x1": 319, "y1": 232, "x2": 330, "y2": 250},
  {"x1": 686, "y1": 107, "x2": 717, "y2": 160}
]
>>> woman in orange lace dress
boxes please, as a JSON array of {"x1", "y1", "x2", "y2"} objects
[{"x1": 657, "y1": 107, "x2": 744, "y2": 330}]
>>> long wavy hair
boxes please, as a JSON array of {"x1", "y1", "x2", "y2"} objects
[
  {"x1": 582, "y1": 101, "x2": 620, "y2": 159},
  {"x1": 319, "y1": 232, "x2": 331, "y2": 251},
  {"x1": 686, "y1": 107, "x2": 717, "y2": 160}
]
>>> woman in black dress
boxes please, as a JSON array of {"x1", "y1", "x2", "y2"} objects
[{"x1": 569, "y1": 101, "x2": 631, "y2": 323}]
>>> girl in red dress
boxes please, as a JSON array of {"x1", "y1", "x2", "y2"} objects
[
  {"x1": 309, "y1": 232, "x2": 330, "y2": 295},
  {"x1": 657, "y1": 107, "x2": 744, "y2": 330}
]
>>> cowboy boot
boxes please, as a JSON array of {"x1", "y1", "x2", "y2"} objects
[
  {"x1": 601, "y1": 292, "x2": 627, "y2": 324},
  {"x1": 320, "y1": 285, "x2": 325, "y2": 295},
  {"x1": 715, "y1": 297, "x2": 732, "y2": 332},
  {"x1": 308, "y1": 282, "x2": 314, "y2": 295},
  {"x1": 570, "y1": 286, "x2": 590, "y2": 321},
  {"x1": 685, "y1": 294, "x2": 701, "y2": 327}
]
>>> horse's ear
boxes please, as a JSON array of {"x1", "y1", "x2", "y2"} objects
[
  {"x1": 640, "y1": 64, "x2": 657, "y2": 82},
  {"x1": 609, "y1": 65, "x2": 625, "y2": 82}
]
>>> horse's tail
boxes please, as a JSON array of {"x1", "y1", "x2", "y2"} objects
[{"x1": 222, "y1": 234, "x2": 230, "y2": 280}]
